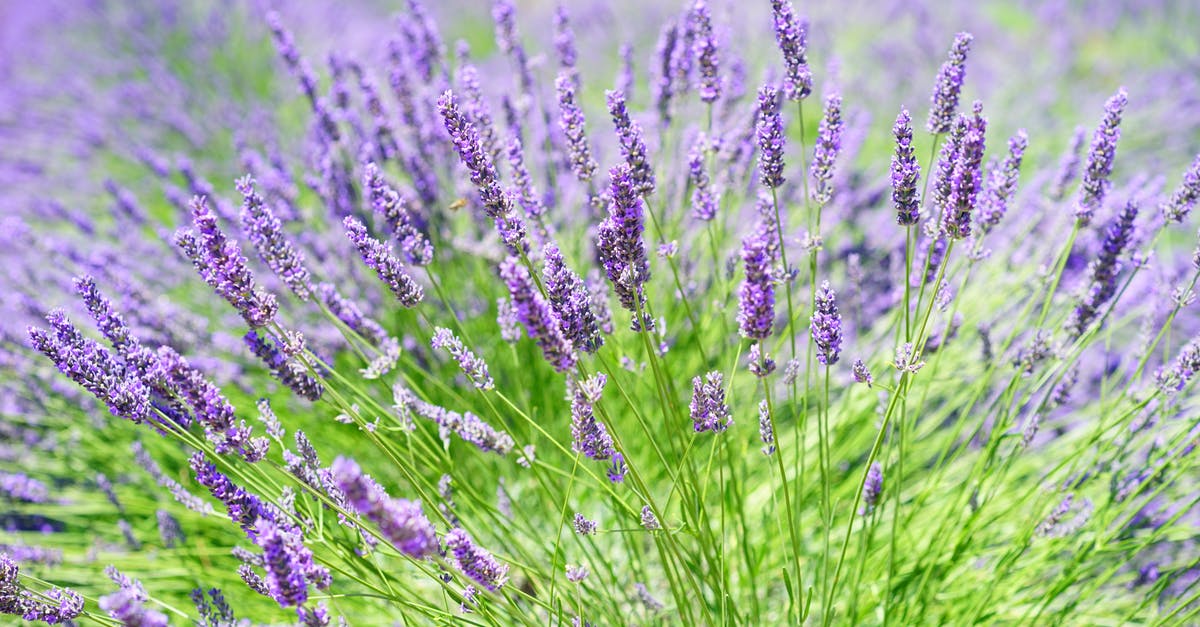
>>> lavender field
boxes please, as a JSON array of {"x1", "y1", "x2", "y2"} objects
[{"x1": 2, "y1": 0, "x2": 1200, "y2": 624}]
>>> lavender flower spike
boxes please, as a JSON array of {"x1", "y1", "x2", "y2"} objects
[
  {"x1": 499, "y1": 257, "x2": 577, "y2": 373},
  {"x1": 363, "y1": 163, "x2": 433, "y2": 266},
  {"x1": 343, "y1": 216, "x2": 424, "y2": 307},
  {"x1": 810, "y1": 91, "x2": 844, "y2": 208},
  {"x1": 978, "y1": 130, "x2": 1029, "y2": 233},
  {"x1": 432, "y1": 327, "x2": 494, "y2": 390},
  {"x1": 0, "y1": 555, "x2": 84, "y2": 623},
  {"x1": 445, "y1": 529, "x2": 509, "y2": 591},
  {"x1": 1162, "y1": 153, "x2": 1200, "y2": 223},
  {"x1": 943, "y1": 103, "x2": 987, "y2": 239},
  {"x1": 738, "y1": 220, "x2": 776, "y2": 340},
  {"x1": 757, "y1": 83, "x2": 786, "y2": 189},
  {"x1": 689, "y1": 371, "x2": 732, "y2": 433},
  {"x1": 891, "y1": 109, "x2": 922, "y2": 225},
  {"x1": 1075, "y1": 88, "x2": 1128, "y2": 226},
  {"x1": 811, "y1": 281, "x2": 843, "y2": 366},
  {"x1": 927, "y1": 32, "x2": 973, "y2": 134},
  {"x1": 861, "y1": 462, "x2": 883, "y2": 514},
  {"x1": 1156, "y1": 338, "x2": 1200, "y2": 394},
  {"x1": 175, "y1": 195, "x2": 278, "y2": 328},
  {"x1": 556, "y1": 74, "x2": 598, "y2": 184},
  {"x1": 758, "y1": 400, "x2": 775, "y2": 455},
  {"x1": 690, "y1": 0, "x2": 720, "y2": 103},
  {"x1": 244, "y1": 330, "x2": 324, "y2": 402},
  {"x1": 330, "y1": 457, "x2": 438, "y2": 558},
  {"x1": 770, "y1": 0, "x2": 812, "y2": 100},
  {"x1": 569, "y1": 373, "x2": 616, "y2": 461},
  {"x1": 1065, "y1": 200, "x2": 1138, "y2": 338},
  {"x1": 543, "y1": 244, "x2": 603, "y2": 353},
  {"x1": 689, "y1": 133, "x2": 718, "y2": 221},
  {"x1": 255, "y1": 517, "x2": 314, "y2": 607},
  {"x1": 237, "y1": 175, "x2": 313, "y2": 300},
  {"x1": 606, "y1": 90, "x2": 656, "y2": 196},
  {"x1": 597, "y1": 164, "x2": 652, "y2": 329}
]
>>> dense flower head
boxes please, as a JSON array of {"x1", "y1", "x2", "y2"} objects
[
  {"x1": 0, "y1": 554, "x2": 84, "y2": 624},
  {"x1": 891, "y1": 109, "x2": 922, "y2": 225},
  {"x1": 688, "y1": 133, "x2": 718, "y2": 221},
  {"x1": 506, "y1": 136, "x2": 545, "y2": 221},
  {"x1": 758, "y1": 400, "x2": 775, "y2": 455},
  {"x1": 556, "y1": 74, "x2": 598, "y2": 183},
  {"x1": 756, "y1": 83, "x2": 786, "y2": 188},
  {"x1": 690, "y1": 0, "x2": 720, "y2": 103},
  {"x1": 1065, "y1": 200, "x2": 1139, "y2": 338},
  {"x1": 569, "y1": 372, "x2": 614, "y2": 460},
  {"x1": 597, "y1": 164, "x2": 652, "y2": 328},
  {"x1": 770, "y1": 0, "x2": 812, "y2": 100},
  {"x1": 606, "y1": 90, "x2": 656, "y2": 196},
  {"x1": 343, "y1": 216, "x2": 424, "y2": 307},
  {"x1": 852, "y1": 359, "x2": 873, "y2": 386},
  {"x1": 861, "y1": 462, "x2": 883, "y2": 513},
  {"x1": 738, "y1": 220, "x2": 776, "y2": 340},
  {"x1": 176, "y1": 195, "x2": 278, "y2": 328},
  {"x1": 244, "y1": 330, "x2": 324, "y2": 402},
  {"x1": 499, "y1": 257, "x2": 577, "y2": 372},
  {"x1": 543, "y1": 244, "x2": 603, "y2": 353},
  {"x1": 431, "y1": 327, "x2": 494, "y2": 390},
  {"x1": 977, "y1": 130, "x2": 1029, "y2": 233},
  {"x1": 363, "y1": 163, "x2": 433, "y2": 266},
  {"x1": 1162, "y1": 153, "x2": 1200, "y2": 223},
  {"x1": 1075, "y1": 88, "x2": 1128, "y2": 225},
  {"x1": 942, "y1": 102, "x2": 988, "y2": 239},
  {"x1": 810, "y1": 91, "x2": 845, "y2": 208},
  {"x1": 1156, "y1": 338, "x2": 1200, "y2": 394},
  {"x1": 256, "y1": 516, "x2": 315, "y2": 607},
  {"x1": 689, "y1": 371, "x2": 732, "y2": 433},
  {"x1": 811, "y1": 281, "x2": 843, "y2": 366},
  {"x1": 445, "y1": 529, "x2": 509, "y2": 591},
  {"x1": 927, "y1": 32, "x2": 973, "y2": 134},
  {"x1": 330, "y1": 457, "x2": 438, "y2": 558},
  {"x1": 237, "y1": 175, "x2": 313, "y2": 299},
  {"x1": 654, "y1": 20, "x2": 679, "y2": 124}
]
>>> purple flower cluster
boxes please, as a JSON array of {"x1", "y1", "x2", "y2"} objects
[
  {"x1": 569, "y1": 374, "x2": 618, "y2": 463},
  {"x1": 738, "y1": 220, "x2": 776, "y2": 340},
  {"x1": 363, "y1": 163, "x2": 433, "y2": 266},
  {"x1": 431, "y1": 327, "x2": 494, "y2": 390},
  {"x1": 811, "y1": 281, "x2": 843, "y2": 366},
  {"x1": 606, "y1": 90, "x2": 656, "y2": 196},
  {"x1": 1074, "y1": 89, "x2": 1128, "y2": 225},
  {"x1": 597, "y1": 164, "x2": 652, "y2": 329},
  {"x1": 690, "y1": 0, "x2": 720, "y2": 103},
  {"x1": 689, "y1": 371, "x2": 732, "y2": 433},
  {"x1": 445, "y1": 528, "x2": 509, "y2": 591},
  {"x1": 543, "y1": 244, "x2": 604, "y2": 353},
  {"x1": 927, "y1": 33, "x2": 973, "y2": 134},
  {"x1": 810, "y1": 92, "x2": 845, "y2": 208},
  {"x1": 0, "y1": 555, "x2": 83, "y2": 624},
  {"x1": 237, "y1": 176, "x2": 313, "y2": 299},
  {"x1": 942, "y1": 102, "x2": 987, "y2": 239},
  {"x1": 499, "y1": 257, "x2": 577, "y2": 372},
  {"x1": 1065, "y1": 200, "x2": 1139, "y2": 338},
  {"x1": 555, "y1": 74, "x2": 598, "y2": 184},
  {"x1": 688, "y1": 134, "x2": 718, "y2": 221},
  {"x1": 244, "y1": 330, "x2": 325, "y2": 402},
  {"x1": 977, "y1": 130, "x2": 1029, "y2": 233},
  {"x1": 861, "y1": 462, "x2": 883, "y2": 514},
  {"x1": 756, "y1": 84, "x2": 786, "y2": 189},
  {"x1": 330, "y1": 457, "x2": 438, "y2": 558},
  {"x1": 769, "y1": 0, "x2": 812, "y2": 100},
  {"x1": 891, "y1": 109, "x2": 922, "y2": 226},
  {"x1": 343, "y1": 216, "x2": 424, "y2": 307},
  {"x1": 1162, "y1": 153, "x2": 1200, "y2": 223}
]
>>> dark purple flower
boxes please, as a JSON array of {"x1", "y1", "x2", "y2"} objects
[
  {"x1": 363, "y1": 163, "x2": 433, "y2": 266},
  {"x1": 606, "y1": 90, "x2": 656, "y2": 196},
  {"x1": 330, "y1": 457, "x2": 438, "y2": 558},
  {"x1": 556, "y1": 74, "x2": 598, "y2": 184},
  {"x1": 689, "y1": 371, "x2": 731, "y2": 433},
  {"x1": 978, "y1": 130, "x2": 1029, "y2": 233},
  {"x1": 597, "y1": 164, "x2": 652, "y2": 329},
  {"x1": 445, "y1": 529, "x2": 509, "y2": 591},
  {"x1": 569, "y1": 373, "x2": 616, "y2": 461},
  {"x1": 927, "y1": 33, "x2": 973, "y2": 134},
  {"x1": 244, "y1": 330, "x2": 324, "y2": 402},
  {"x1": 738, "y1": 220, "x2": 776, "y2": 340},
  {"x1": 0, "y1": 555, "x2": 84, "y2": 624},
  {"x1": 811, "y1": 281, "x2": 843, "y2": 366},
  {"x1": 544, "y1": 244, "x2": 603, "y2": 353},
  {"x1": 852, "y1": 359, "x2": 873, "y2": 386},
  {"x1": 690, "y1": 0, "x2": 720, "y2": 103},
  {"x1": 769, "y1": 0, "x2": 811, "y2": 100},
  {"x1": 499, "y1": 257, "x2": 576, "y2": 372},
  {"x1": 99, "y1": 569, "x2": 168, "y2": 627},
  {"x1": 256, "y1": 517, "x2": 314, "y2": 607},
  {"x1": 343, "y1": 216, "x2": 424, "y2": 307},
  {"x1": 943, "y1": 103, "x2": 988, "y2": 239},
  {"x1": 175, "y1": 196, "x2": 278, "y2": 328},
  {"x1": 891, "y1": 109, "x2": 922, "y2": 226},
  {"x1": 810, "y1": 91, "x2": 844, "y2": 208},
  {"x1": 748, "y1": 341, "x2": 776, "y2": 377},
  {"x1": 1075, "y1": 88, "x2": 1128, "y2": 226},
  {"x1": 237, "y1": 176, "x2": 313, "y2": 300},
  {"x1": 432, "y1": 327, "x2": 493, "y2": 390},
  {"x1": 756, "y1": 84, "x2": 785, "y2": 189},
  {"x1": 573, "y1": 513, "x2": 598, "y2": 535},
  {"x1": 1162, "y1": 153, "x2": 1200, "y2": 223},
  {"x1": 1065, "y1": 200, "x2": 1139, "y2": 338}
]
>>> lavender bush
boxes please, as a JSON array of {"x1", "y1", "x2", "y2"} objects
[{"x1": 2, "y1": 0, "x2": 1200, "y2": 624}]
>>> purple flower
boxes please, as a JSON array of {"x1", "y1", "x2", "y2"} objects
[
  {"x1": 330, "y1": 457, "x2": 438, "y2": 558},
  {"x1": 1075, "y1": 88, "x2": 1128, "y2": 226},
  {"x1": 852, "y1": 359, "x2": 873, "y2": 386},
  {"x1": 506, "y1": 136, "x2": 545, "y2": 221},
  {"x1": 1049, "y1": 127, "x2": 1087, "y2": 201},
  {"x1": 237, "y1": 176, "x2": 312, "y2": 299},
  {"x1": 0, "y1": 474, "x2": 47, "y2": 504},
  {"x1": 432, "y1": 327, "x2": 494, "y2": 390},
  {"x1": 978, "y1": 130, "x2": 1029, "y2": 233},
  {"x1": 738, "y1": 220, "x2": 776, "y2": 340},
  {"x1": 438, "y1": 90, "x2": 529, "y2": 253},
  {"x1": 544, "y1": 244, "x2": 603, "y2": 353},
  {"x1": 363, "y1": 163, "x2": 433, "y2": 266},
  {"x1": 640, "y1": 505, "x2": 660, "y2": 531},
  {"x1": 618, "y1": 43, "x2": 636, "y2": 99},
  {"x1": 244, "y1": 330, "x2": 324, "y2": 402},
  {"x1": 929, "y1": 118, "x2": 967, "y2": 230},
  {"x1": 927, "y1": 33, "x2": 973, "y2": 134},
  {"x1": 317, "y1": 283, "x2": 388, "y2": 346},
  {"x1": 769, "y1": 0, "x2": 812, "y2": 100},
  {"x1": 689, "y1": 134, "x2": 718, "y2": 221},
  {"x1": 1162, "y1": 153, "x2": 1200, "y2": 223},
  {"x1": 861, "y1": 462, "x2": 883, "y2": 513},
  {"x1": 690, "y1": 0, "x2": 720, "y2": 103},
  {"x1": 553, "y1": 4, "x2": 578, "y2": 75},
  {"x1": 499, "y1": 258, "x2": 577, "y2": 372},
  {"x1": 1156, "y1": 338, "x2": 1200, "y2": 394},
  {"x1": 756, "y1": 84, "x2": 785, "y2": 188},
  {"x1": 689, "y1": 371, "x2": 732, "y2": 433},
  {"x1": 942, "y1": 103, "x2": 988, "y2": 239},
  {"x1": 256, "y1": 517, "x2": 314, "y2": 607},
  {"x1": 748, "y1": 341, "x2": 776, "y2": 377},
  {"x1": 395, "y1": 388, "x2": 516, "y2": 455},
  {"x1": 343, "y1": 216, "x2": 424, "y2": 307},
  {"x1": 175, "y1": 196, "x2": 278, "y2": 328},
  {"x1": 100, "y1": 570, "x2": 168, "y2": 627},
  {"x1": 1065, "y1": 200, "x2": 1139, "y2": 338},
  {"x1": 811, "y1": 281, "x2": 843, "y2": 366},
  {"x1": 654, "y1": 20, "x2": 679, "y2": 125},
  {"x1": 606, "y1": 90, "x2": 656, "y2": 196},
  {"x1": 758, "y1": 400, "x2": 775, "y2": 455},
  {"x1": 573, "y1": 513, "x2": 598, "y2": 535},
  {"x1": 445, "y1": 529, "x2": 509, "y2": 591},
  {"x1": 810, "y1": 91, "x2": 844, "y2": 208},
  {"x1": 556, "y1": 74, "x2": 598, "y2": 184},
  {"x1": 0, "y1": 555, "x2": 84, "y2": 624},
  {"x1": 607, "y1": 452, "x2": 628, "y2": 483},
  {"x1": 597, "y1": 164, "x2": 652, "y2": 329},
  {"x1": 891, "y1": 109, "x2": 922, "y2": 226}
]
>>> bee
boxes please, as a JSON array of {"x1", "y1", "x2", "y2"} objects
[{"x1": 448, "y1": 198, "x2": 468, "y2": 212}]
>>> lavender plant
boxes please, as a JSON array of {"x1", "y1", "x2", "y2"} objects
[{"x1": 2, "y1": 1, "x2": 1200, "y2": 625}]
